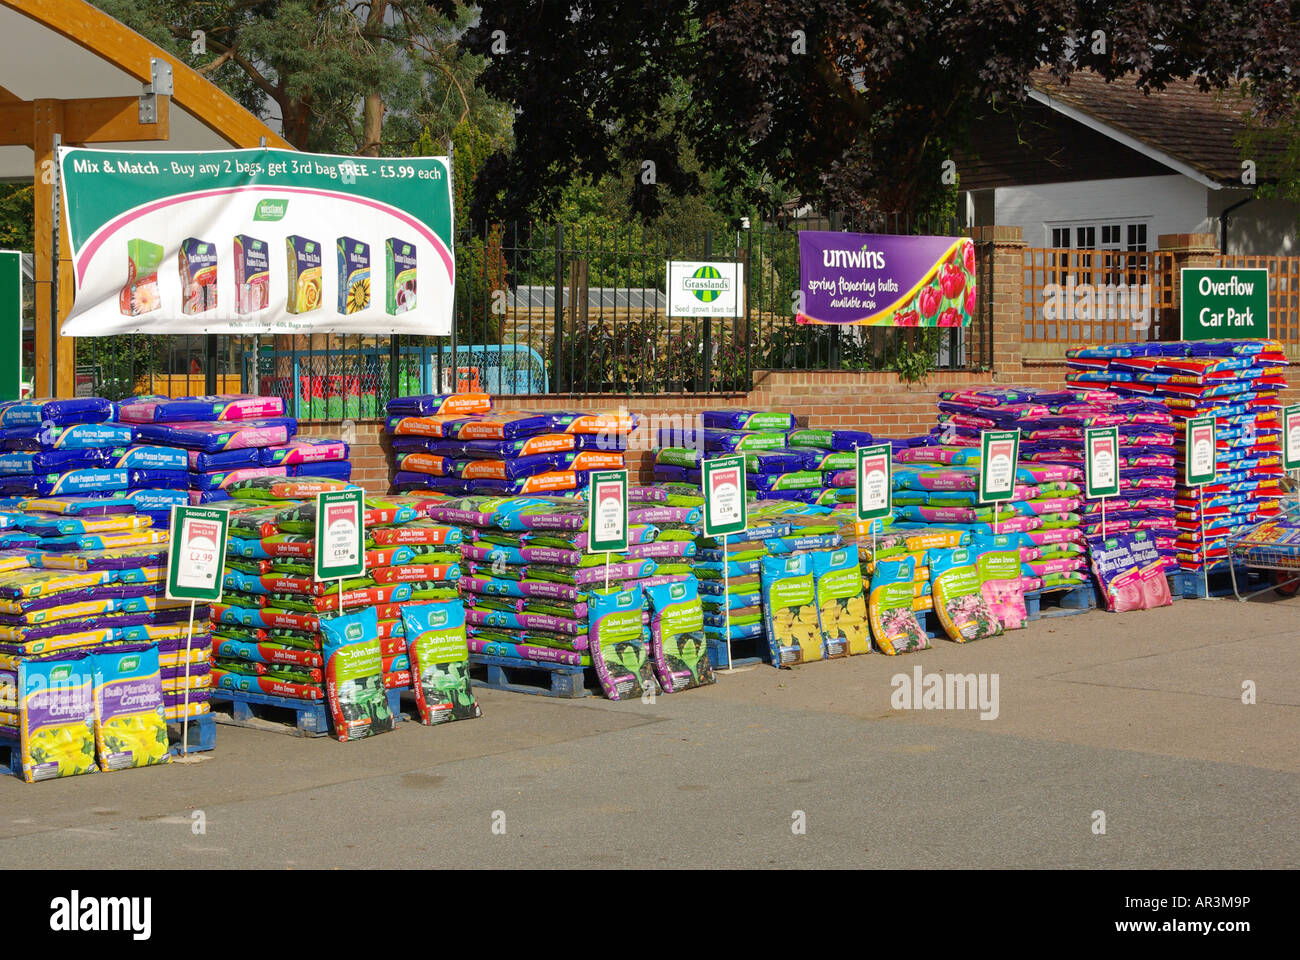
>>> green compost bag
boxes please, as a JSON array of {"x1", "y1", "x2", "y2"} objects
[
  {"x1": 319, "y1": 606, "x2": 396, "y2": 742},
  {"x1": 930, "y1": 548, "x2": 1003, "y2": 643},
  {"x1": 760, "y1": 553, "x2": 821, "y2": 667},
  {"x1": 811, "y1": 546, "x2": 870, "y2": 656},
  {"x1": 642, "y1": 577, "x2": 714, "y2": 693},
  {"x1": 588, "y1": 585, "x2": 655, "y2": 701},
  {"x1": 400, "y1": 600, "x2": 481, "y2": 725}
]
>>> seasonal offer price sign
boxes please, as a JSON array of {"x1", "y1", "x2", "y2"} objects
[
  {"x1": 702, "y1": 455, "x2": 747, "y2": 537},
  {"x1": 314, "y1": 489, "x2": 366, "y2": 581},
  {"x1": 1284, "y1": 404, "x2": 1300, "y2": 472},
  {"x1": 855, "y1": 443, "x2": 892, "y2": 521},
  {"x1": 586, "y1": 470, "x2": 629, "y2": 553},
  {"x1": 58, "y1": 146, "x2": 454, "y2": 336},
  {"x1": 979, "y1": 429, "x2": 1020, "y2": 503},
  {"x1": 1185, "y1": 416, "x2": 1218, "y2": 486},
  {"x1": 1084, "y1": 426, "x2": 1120, "y2": 499},
  {"x1": 166, "y1": 506, "x2": 229, "y2": 602}
]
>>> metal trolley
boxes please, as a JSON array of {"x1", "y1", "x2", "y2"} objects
[{"x1": 1227, "y1": 498, "x2": 1300, "y2": 601}]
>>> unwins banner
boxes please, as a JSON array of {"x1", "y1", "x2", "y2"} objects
[
  {"x1": 58, "y1": 147, "x2": 454, "y2": 336},
  {"x1": 798, "y1": 231, "x2": 976, "y2": 327}
]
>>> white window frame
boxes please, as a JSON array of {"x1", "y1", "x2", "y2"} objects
[{"x1": 1045, "y1": 217, "x2": 1151, "y2": 251}]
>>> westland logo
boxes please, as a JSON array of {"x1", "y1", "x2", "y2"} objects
[
  {"x1": 118, "y1": 656, "x2": 140, "y2": 672},
  {"x1": 685, "y1": 265, "x2": 728, "y2": 302},
  {"x1": 822, "y1": 244, "x2": 886, "y2": 270},
  {"x1": 344, "y1": 622, "x2": 363, "y2": 641},
  {"x1": 253, "y1": 199, "x2": 288, "y2": 221},
  {"x1": 50, "y1": 665, "x2": 72, "y2": 682},
  {"x1": 669, "y1": 583, "x2": 687, "y2": 600},
  {"x1": 428, "y1": 609, "x2": 448, "y2": 628},
  {"x1": 890, "y1": 666, "x2": 1000, "y2": 720}
]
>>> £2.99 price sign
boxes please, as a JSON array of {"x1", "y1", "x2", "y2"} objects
[
  {"x1": 314, "y1": 489, "x2": 366, "y2": 580},
  {"x1": 586, "y1": 470, "x2": 628, "y2": 553},
  {"x1": 979, "y1": 429, "x2": 1020, "y2": 503},
  {"x1": 166, "y1": 506, "x2": 229, "y2": 602},
  {"x1": 855, "y1": 444, "x2": 892, "y2": 522}
]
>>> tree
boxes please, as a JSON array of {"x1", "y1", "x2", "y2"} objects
[
  {"x1": 465, "y1": 0, "x2": 1300, "y2": 219},
  {"x1": 92, "y1": 0, "x2": 511, "y2": 157}
]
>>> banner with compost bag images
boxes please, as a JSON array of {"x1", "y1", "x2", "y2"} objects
[
  {"x1": 797, "y1": 231, "x2": 976, "y2": 327},
  {"x1": 58, "y1": 146, "x2": 454, "y2": 336}
]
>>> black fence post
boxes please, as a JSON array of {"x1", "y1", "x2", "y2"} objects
[
  {"x1": 702, "y1": 229, "x2": 712, "y2": 393},
  {"x1": 828, "y1": 211, "x2": 841, "y2": 370},
  {"x1": 204, "y1": 335, "x2": 217, "y2": 394},
  {"x1": 552, "y1": 222, "x2": 565, "y2": 394}
]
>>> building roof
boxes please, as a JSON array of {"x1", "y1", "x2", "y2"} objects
[{"x1": 1027, "y1": 68, "x2": 1269, "y2": 187}]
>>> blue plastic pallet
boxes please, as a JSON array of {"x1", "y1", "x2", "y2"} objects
[
  {"x1": 705, "y1": 635, "x2": 770, "y2": 669},
  {"x1": 210, "y1": 688, "x2": 404, "y2": 737},
  {"x1": 168, "y1": 712, "x2": 216, "y2": 755},
  {"x1": 1024, "y1": 583, "x2": 1096, "y2": 620},
  {"x1": 468, "y1": 653, "x2": 593, "y2": 698},
  {"x1": 1169, "y1": 564, "x2": 1267, "y2": 599},
  {"x1": 0, "y1": 736, "x2": 20, "y2": 778}
]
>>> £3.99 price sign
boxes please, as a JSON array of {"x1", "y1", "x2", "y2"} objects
[
  {"x1": 314, "y1": 489, "x2": 366, "y2": 581},
  {"x1": 586, "y1": 470, "x2": 629, "y2": 554},
  {"x1": 166, "y1": 506, "x2": 230, "y2": 602}
]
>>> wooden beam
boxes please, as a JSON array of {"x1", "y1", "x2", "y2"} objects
[
  {"x1": 0, "y1": 84, "x2": 23, "y2": 103},
  {"x1": 64, "y1": 95, "x2": 170, "y2": 143},
  {"x1": 4, "y1": 0, "x2": 290, "y2": 150},
  {"x1": 32, "y1": 98, "x2": 62, "y2": 399},
  {"x1": 0, "y1": 102, "x2": 32, "y2": 147}
]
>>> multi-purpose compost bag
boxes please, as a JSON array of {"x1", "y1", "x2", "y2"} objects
[
  {"x1": 318, "y1": 606, "x2": 396, "y2": 741},
  {"x1": 400, "y1": 600, "x2": 482, "y2": 725},
  {"x1": 642, "y1": 578, "x2": 714, "y2": 692}
]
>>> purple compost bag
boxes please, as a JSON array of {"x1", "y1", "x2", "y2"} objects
[
  {"x1": 384, "y1": 393, "x2": 493, "y2": 417},
  {"x1": 0, "y1": 469, "x2": 130, "y2": 497},
  {"x1": 259, "y1": 437, "x2": 349, "y2": 466},
  {"x1": 1, "y1": 422, "x2": 134, "y2": 451},
  {"x1": 103, "y1": 445, "x2": 189, "y2": 471},
  {"x1": 0, "y1": 450, "x2": 103, "y2": 474},
  {"x1": 0, "y1": 397, "x2": 113, "y2": 427},
  {"x1": 188, "y1": 448, "x2": 261, "y2": 471},
  {"x1": 701, "y1": 409, "x2": 795, "y2": 431},
  {"x1": 133, "y1": 419, "x2": 296, "y2": 452},
  {"x1": 288, "y1": 460, "x2": 351, "y2": 480},
  {"x1": 116, "y1": 394, "x2": 285, "y2": 423}
]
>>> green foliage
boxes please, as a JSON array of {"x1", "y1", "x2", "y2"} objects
[{"x1": 0, "y1": 184, "x2": 34, "y2": 250}]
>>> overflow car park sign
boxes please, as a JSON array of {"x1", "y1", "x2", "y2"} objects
[{"x1": 1181, "y1": 268, "x2": 1268, "y2": 340}]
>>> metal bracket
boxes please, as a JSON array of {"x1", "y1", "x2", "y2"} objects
[{"x1": 139, "y1": 58, "x2": 174, "y2": 124}]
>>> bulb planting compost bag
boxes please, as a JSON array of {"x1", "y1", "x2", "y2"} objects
[
  {"x1": 400, "y1": 600, "x2": 482, "y2": 725},
  {"x1": 17, "y1": 652, "x2": 97, "y2": 782},
  {"x1": 92, "y1": 643, "x2": 170, "y2": 771},
  {"x1": 643, "y1": 578, "x2": 715, "y2": 692},
  {"x1": 319, "y1": 606, "x2": 396, "y2": 741}
]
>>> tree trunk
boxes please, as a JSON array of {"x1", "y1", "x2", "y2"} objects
[{"x1": 360, "y1": 0, "x2": 389, "y2": 156}]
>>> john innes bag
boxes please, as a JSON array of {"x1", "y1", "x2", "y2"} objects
[
  {"x1": 643, "y1": 578, "x2": 715, "y2": 693},
  {"x1": 588, "y1": 586, "x2": 654, "y2": 701},
  {"x1": 91, "y1": 643, "x2": 170, "y2": 771},
  {"x1": 400, "y1": 600, "x2": 482, "y2": 725},
  {"x1": 977, "y1": 548, "x2": 1027, "y2": 630},
  {"x1": 811, "y1": 546, "x2": 870, "y2": 656},
  {"x1": 867, "y1": 557, "x2": 930, "y2": 655},
  {"x1": 319, "y1": 606, "x2": 396, "y2": 741},
  {"x1": 931, "y1": 548, "x2": 1003, "y2": 642},
  {"x1": 760, "y1": 553, "x2": 821, "y2": 667}
]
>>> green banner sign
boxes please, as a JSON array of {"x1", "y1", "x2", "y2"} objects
[
  {"x1": 1084, "y1": 426, "x2": 1120, "y2": 500},
  {"x1": 166, "y1": 506, "x2": 229, "y2": 602},
  {"x1": 586, "y1": 470, "x2": 629, "y2": 553},
  {"x1": 1284, "y1": 405, "x2": 1300, "y2": 472},
  {"x1": 0, "y1": 251, "x2": 19, "y2": 402},
  {"x1": 1180, "y1": 268, "x2": 1269, "y2": 340},
  {"x1": 1184, "y1": 416, "x2": 1218, "y2": 486},
  {"x1": 58, "y1": 146, "x2": 454, "y2": 337},
  {"x1": 702, "y1": 455, "x2": 747, "y2": 537},
  {"x1": 314, "y1": 489, "x2": 366, "y2": 581},
  {"x1": 979, "y1": 429, "x2": 1020, "y2": 503},
  {"x1": 855, "y1": 443, "x2": 892, "y2": 521}
]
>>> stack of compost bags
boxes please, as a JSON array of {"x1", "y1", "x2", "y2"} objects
[
  {"x1": 210, "y1": 480, "x2": 451, "y2": 703},
  {"x1": 0, "y1": 397, "x2": 189, "y2": 527},
  {"x1": 1064, "y1": 340, "x2": 1288, "y2": 573},
  {"x1": 386, "y1": 393, "x2": 633, "y2": 496},
  {"x1": 930, "y1": 386, "x2": 1177, "y2": 572},
  {"x1": 430, "y1": 493, "x2": 696, "y2": 699},
  {"x1": 117, "y1": 393, "x2": 351, "y2": 505}
]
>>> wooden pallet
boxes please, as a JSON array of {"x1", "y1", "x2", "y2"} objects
[
  {"x1": 209, "y1": 688, "x2": 404, "y2": 737},
  {"x1": 1025, "y1": 583, "x2": 1097, "y2": 620},
  {"x1": 467, "y1": 653, "x2": 595, "y2": 698},
  {"x1": 167, "y1": 712, "x2": 216, "y2": 756}
]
